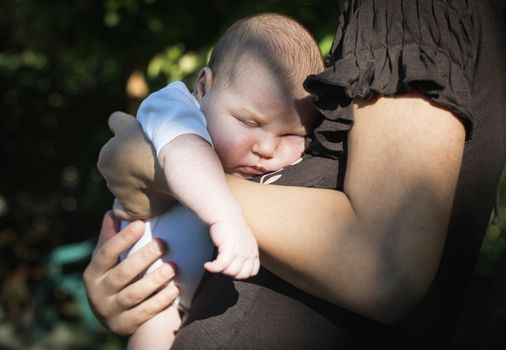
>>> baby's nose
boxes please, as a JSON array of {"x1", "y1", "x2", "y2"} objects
[{"x1": 252, "y1": 136, "x2": 277, "y2": 159}]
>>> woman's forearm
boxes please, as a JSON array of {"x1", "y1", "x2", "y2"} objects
[
  {"x1": 226, "y1": 177, "x2": 392, "y2": 319},
  {"x1": 228, "y1": 94, "x2": 465, "y2": 323},
  {"x1": 100, "y1": 96, "x2": 466, "y2": 323}
]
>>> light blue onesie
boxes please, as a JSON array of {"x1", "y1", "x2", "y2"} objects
[{"x1": 121, "y1": 81, "x2": 215, "y2": 310}]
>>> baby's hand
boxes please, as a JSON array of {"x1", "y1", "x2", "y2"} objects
[{"x1": 204, "y1": 218, "x2": 260, "y2": 280}]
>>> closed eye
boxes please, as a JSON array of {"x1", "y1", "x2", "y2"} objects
[
  {"x1": 282, "y1": 133, "x2": 306, "y2": 139},
  {"x1": 280, "y1": 135, "x2": 306, "y2": 148},
  {"x1": 236, "y1": 117, "x2": 259, "y2": 128}
]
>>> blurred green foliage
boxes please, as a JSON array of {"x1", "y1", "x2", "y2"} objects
[
  {"x1": 453, "y1": 171, "x2": 506, "y2": 349},
  {"x1": 0, "y1": 0, "x2": 504, "y2": 349}
]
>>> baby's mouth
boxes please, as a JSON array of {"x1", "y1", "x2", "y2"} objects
[{"x1": 236, "y1": 165, "x2": 266, "y2": 177}]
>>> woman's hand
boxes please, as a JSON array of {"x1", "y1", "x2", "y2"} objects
[
  {"x1": 83, "y1": 211, "x2": 179, "y2": 335},
  {"x1": 98, "y1": 112, "x2": 174, "y2": 220}
]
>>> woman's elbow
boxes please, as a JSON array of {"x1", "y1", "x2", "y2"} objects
[{"x1": 358, "y1": 272, "x2": 431, "y2": 324}]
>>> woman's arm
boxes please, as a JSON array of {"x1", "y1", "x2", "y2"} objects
[
  {"x1": 95, "y1": 92, "x2": 465, "y2": 323},
  {"x1": 229, "y1": 93, "x2": 465, "y2": 322},
  {"x1": 97, "y1": 114, "x2": 174, "y2": 220}
]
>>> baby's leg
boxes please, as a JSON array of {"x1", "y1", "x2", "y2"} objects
[{"x1": 127, "y1": 305, "x2": 182, "y2": 350}]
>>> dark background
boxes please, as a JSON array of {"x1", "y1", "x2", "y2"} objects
[{"x1": 0, "y1": 1, "x2": 504, "y2": 349}]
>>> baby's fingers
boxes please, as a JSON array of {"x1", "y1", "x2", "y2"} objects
[
  {"x1": 234, "y1": 256, "x2": 261, "y2": 280},
  {"x1": 204, "y1": 252, "x2": 233, "y2": 274},
  {"x1": 234, "y1": 260, "x2": 254, "y2": 280},
  {"x1": 252, "y1": 257, "x2": 260, "y2": 276},
  {"x1": 221, "y1": 258, "x2": 245, "y2": 278}
]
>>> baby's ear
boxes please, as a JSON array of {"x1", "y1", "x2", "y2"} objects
[{"x1": 194, "y1": 67, "x2": 213, "y2": 102}]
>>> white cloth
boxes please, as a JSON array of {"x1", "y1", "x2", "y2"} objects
[
  {"x1": 121, "y1": 81, "x2": 216, "y2": 310},
  {"x1": 121, "y1": 206, "x2": 213, "y2": 310},
  {"x1": 137, "y1": 81, "x2": 213, "y2": 156}
]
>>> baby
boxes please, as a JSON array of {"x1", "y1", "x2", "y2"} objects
[{"x1": 112, "y1": 13, "x2": 323, "y2": 349}]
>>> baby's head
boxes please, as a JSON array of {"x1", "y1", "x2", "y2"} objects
[
  {"x1": 193, "y1": 13, "x2": 324, "y2": 178},
  {"x1": 207, "y1": 12, "x2": 323, "y2": 97}
]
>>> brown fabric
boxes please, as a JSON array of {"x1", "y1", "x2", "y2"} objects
[
  {"x1": 305, "y1": 0, "x2": 476, "y2": 155},
  {"x1": 173, "y1": 269, "x2": 360, "y2": 349},
  {"x1": 172, "y1": 1, "x2": 506, "y2": 348},
  {"x1": 173, "y1": 154, "x2": 354, "y2": 350}
]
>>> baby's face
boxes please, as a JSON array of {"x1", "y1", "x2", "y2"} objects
[{"x1": 199, "y1": 57, "x2": 317, "y2": 178}]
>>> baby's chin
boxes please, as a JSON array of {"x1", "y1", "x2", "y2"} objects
[{"x1": 230, "y1": 170, "x2": 255, "y2": 179}]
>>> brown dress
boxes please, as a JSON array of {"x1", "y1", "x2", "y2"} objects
[{"x1": 172, "y1": 1, "x2": 506, "y2": 348}]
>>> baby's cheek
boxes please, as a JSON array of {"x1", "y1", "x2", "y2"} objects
[
  {"x1": 280, "y1": 136, "x2": 305, "y2": 156},
  {"x1": 265, "y1": 138, "x2": 305, "y2": 171}
]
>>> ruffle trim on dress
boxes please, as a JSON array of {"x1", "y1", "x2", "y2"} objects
[{"x1": 304, "y1": 0, "x2": 476, "y2": 155}]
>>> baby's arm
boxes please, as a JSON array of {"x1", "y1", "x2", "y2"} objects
[
  {"x1": 138, "y1": 83, "x2": 259, "y2": 279},
  {"x1": 158, "y1": 135, "x2": 259, "y2": 279}
]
